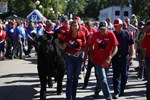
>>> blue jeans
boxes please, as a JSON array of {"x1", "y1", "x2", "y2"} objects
[
  {"x1": 0, "y1": 41, "x2": 5, "y2": 52},
  {"x1": 11, "y1": 41, "x2": 20, "y2": 58},
  {"x1": 83, "y1": 60, "x2": 98, "y2": 86},
  {"x1": 95, "y1": 64, "x2": 112, "y2": 99},
  {"x1": 145, "y1": 57, "x2": 150, "y2": 100},
  {"x1": 27, "y1": 41, "x2": 37, "y2": 55},
  {"x1": 112, "y1": 55, "x2": 129, "y2": 94},
  {"x1": 65, "y1": 54, "x2": 83, "y2": 100}
]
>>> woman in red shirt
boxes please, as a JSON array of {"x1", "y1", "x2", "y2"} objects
[{"x1": 55, "y1": 20, "x2": 86, "y2": 100}]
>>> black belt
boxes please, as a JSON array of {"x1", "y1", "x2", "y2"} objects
[
  {"x1": 118, "y1": 55, "x2": 122, "y2": 58},
  {"x1": 117, "y1": 54, "x2": 128, "y2": 58},
  {"x1": 66, "y1": 53, "x2": 80, "y2": 57}
]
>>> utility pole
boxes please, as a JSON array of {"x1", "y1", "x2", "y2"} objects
[{"x1": 56, "y1": 0, "x2": 58, "y2": 20}]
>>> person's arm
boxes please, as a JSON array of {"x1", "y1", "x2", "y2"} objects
[
  {"x1": 110, "y1": 45, "x2": 118, "y2": 58},
  {"x1": 104, "y1": 45, "x2": 118, "y2": 66},
  {"x1": 89, "y1": 42, "x2": 94, "y2": 62},
  {"x1": 18, "y1": 34, "x2": 23, "y2": 45},
  {"x1": 128, "y1": 44, "x2": 134, "y2": 66},
  {"x1": 129, "y1": 44, "x2": 134, "y2": 58},
  {"x1": 55, "y1": 38, "x2": 67, "y2": 50},
  {"x1": 0, "y1": 31, "x2": 2, "y2": 37},
  {"x1": 142, "y1": 48, "x2": 146, "y2": 60},
  {"x1": 141, "y1": 48, "x2": 146, "y2": 67},
  {"x1": 27, "y1": 33, "x2": 34, "y2": 41},
  {"x1": 75, "y1": 38, "x2": 86, "y2": 55}
]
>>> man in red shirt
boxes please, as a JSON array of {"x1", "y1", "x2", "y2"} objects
[
  {"x1": 90, "y1": 21, "x2": 118, "y2": 100},
  {"x1": 59, "y1": 19, "x2": 70, "y2": 41},
  {"x1": 82, "y1": 20, "x2": 98, "y2": 89},
  {"x1": 142, "y1": 20, "x2": 150, "y2": 100},
  {"x1": 74, "y1": 16, "x2": 90, "y2": 39}
]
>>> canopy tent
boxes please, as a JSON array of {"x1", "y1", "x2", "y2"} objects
[
  {"x1": 5, "y1": 14, "x2": 18, "y2": 19},
  {"x1": 27, "y1": 9, "x2": 46, "y2": 22}
]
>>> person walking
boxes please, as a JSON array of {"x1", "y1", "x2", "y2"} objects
[
  {"x1": 55, "y1": 20, "x2": 86, "y2": 100},
  {"x1": 11, "y1": 21, "x2": 24, "y2": 59},
  {"x1": 112, "y1": 18, "x2": 134, "y2": 99},
  {"x1": 106, "y1": 17, "x2": 114, "y2": 31},
  {"x1": 82, "y1": 20, "x2": 98, "y2": 89},
  {"x1": 5, "y1": 21, "x2": 14, "y2": 58},
  {"x1": 141, "y1": 20, "x2": 150, "y2": 100},
  {"x1": 26, "y1": 21, "x2": 38, "y2": 57},
  {"x1": 89, "y1": 21, "x2": 118, "y2": 100},
  {"x1": 0, "y1": 23, "x2": 6, "y2": 60}
]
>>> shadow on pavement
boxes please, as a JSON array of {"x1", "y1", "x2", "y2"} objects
[
  {"x1": 0, "y1": 85, "x2": 38, "y2": 100},
  {"x1": 24, "y1": 57, "x2": 37, "y2": 65}
]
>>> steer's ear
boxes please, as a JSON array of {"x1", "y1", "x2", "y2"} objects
[
  {"x1": 32, "y1": 32, "x2": 37, "y2": 37},
  {"x1": 54, "y1": 29, "x2": 60, "y2": 38}
]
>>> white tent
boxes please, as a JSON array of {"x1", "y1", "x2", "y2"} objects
[{"x1": 27, "y1": 9, "x2": 46, "y2": 21}]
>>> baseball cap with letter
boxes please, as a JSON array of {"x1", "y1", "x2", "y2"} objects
[{"x1": 99, "y1": 21, "x2": 108, "y2": 29}]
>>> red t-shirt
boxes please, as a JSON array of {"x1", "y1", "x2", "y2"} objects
[
  {"x1": 90, "y1": 30, "x2": 119, "y2": 68},
  {"x1": 87, "y1": 28, "x2": 97, "y2": 46},
  {"x1": 142, "y1": 33, "x2": 150, "y2": 57},
  {"x1": 64, "y1": 31, "x2": 86, "y2": 55},
  {"x1": 80, "y1": 25, "x2": 90, "y2": 39},
  {"x1": 0, "y1": 30, "x2": 6, "y2": 41},
  {"x1": 59, "y1": 25, "x2": 70, "y2": 41}
]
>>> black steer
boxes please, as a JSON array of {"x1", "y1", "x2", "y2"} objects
[{"x1": 33, "y1": 32, "x2": 65, "y2": 100}]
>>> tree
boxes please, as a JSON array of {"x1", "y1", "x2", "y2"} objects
[
  {"x1": 131, "y1": 0, "x2": 150, "y2": 20},
  {"x1": 7, "y1": 0, "x2": 67, "y2": 20},
  {"x1": 66, "y1": 0, "x2": 87, "y2": 19},
  {"x1": 5, "y1": 0, "x2": 150, "y2": 21}
]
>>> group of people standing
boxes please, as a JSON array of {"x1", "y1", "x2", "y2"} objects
[
  {"x1": 0, "y1": 14, "x2": 150, "y2": 100},
  {"x1": 0, "y1": 20, "x2": 44, "y2": 60}
]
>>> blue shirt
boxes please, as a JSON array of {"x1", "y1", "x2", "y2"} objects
[
  {"x1": 37, "y1": 28, "x2": 44, "y2": 36},
  {"x1": 13, "y1": 27, "x2": 20, "y2": 41},
  {"x1": 6, "y1": 26, "x2": 14, "y2": 41},
  {"x1": 26, "y1": 28, "x2": 37, "y2": 41},
  {"x1": 18, "y1": 26, "x2": 26, "y2": 42},
  {"x1": 113, "y1": 30, "x2": 134, "y2": 56}
]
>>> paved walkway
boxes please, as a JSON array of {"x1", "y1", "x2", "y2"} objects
[{"x1": 0, "y1": 53, "x2": 146, "y2": 100}]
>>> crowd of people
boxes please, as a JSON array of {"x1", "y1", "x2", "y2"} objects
[{"x1": 0, "y1": 14, "x2": 150, "y2": 100}]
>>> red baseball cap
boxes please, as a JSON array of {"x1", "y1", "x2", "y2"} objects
[
  {"x1": 56, "y1": 20, "x2": 60, "y2": 25},
  {"x1": 74, "y1": 16, "x2": 81, "y2": 22},
  {"x1": 114, "y1": 18, "x2": 123, "y2": 26},
  {"x1": 125, "y1": 18, "x2": 130, "y2": 22}
]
